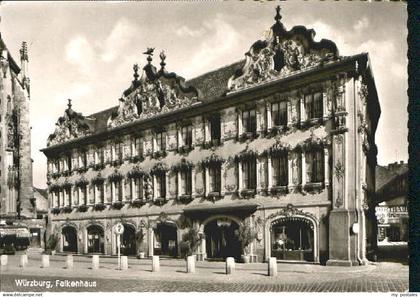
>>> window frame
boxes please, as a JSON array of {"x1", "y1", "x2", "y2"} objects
[
  {"x1": 242, "y1": 158, "x2": 257, "y2": 190},
  {"x1": 242, "y1": 109, "x2": 257, "y2": 134},
  {"x1": 271, "y1": 101, "x2": 288, "y2": 127}
]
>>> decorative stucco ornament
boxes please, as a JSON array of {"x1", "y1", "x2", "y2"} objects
[
  {"x1": 108, "y1": 50, "x2": 201, "y2": 128},
  {"x1": 47, "y1": 99, "x2": 93, "y2": 147},
  {"x1": 228, "y1": 6, "x2": 340, "y2": 92}
]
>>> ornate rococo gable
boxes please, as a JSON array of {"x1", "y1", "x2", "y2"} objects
[
  {"x1": 47, "y1": 99, "x2": 93, "y2": 147},
  {"x1": 108, "y1": 50, "x2": 201, "y2": 128},
  {"x1": 228, "y1": 6, "x2": 340, "y2": 92}
]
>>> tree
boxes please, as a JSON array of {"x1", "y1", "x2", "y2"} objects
[
  {"x1": 235, "y1": 223, "x2": 257, "y2": 255},
  {"x1": 180, "y1": 226, "x2": 201, "y2": 258}
]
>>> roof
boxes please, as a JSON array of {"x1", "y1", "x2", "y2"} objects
[
  {"x1": 187, "y1": 60, "x2": 245, "y2": 102},
  {"x1": 33, "y1": 187, "x2": 48, "y2": 213},
  {"x1": 376, "y1": 162, "x2": 408, "y2": 192},
  {"x1": 0, "y1": 33, "x2": 21, "y2": 75}
]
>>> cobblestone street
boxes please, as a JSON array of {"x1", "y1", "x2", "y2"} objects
[{"x1": 0, "y1": 253, "x2": 409, "y2": 292}]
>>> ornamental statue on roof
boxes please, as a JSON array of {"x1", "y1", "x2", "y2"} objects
[
  {"x1": 108, "y1": 49, "x2": 201, "y2": 128},
  {"x1": 228, "y1": 6, "x2": 341, "y2": 92},
  {"x1": 47, "y1": 99, "x2": 93, "y2": 147}
]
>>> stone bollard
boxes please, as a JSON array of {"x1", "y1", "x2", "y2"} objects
[
  {"x1": 41, "y1": 255, "x2": 50, "y2": 268},
  {"x1": 92, "y1": 255, "x2": 99, "y2": 270},
  {"x1": 120, "y1": 256, "x2": 128, "y2": 270},
  {"x1": 66, "y1": 254, "x2": 73, "y2": 269},
  {"x1": 226, "y1": 257, "x2": 235, "y2": 274},
  {"x1": 1, "y1": 255, "x2": 8, "y2": 266},
  {"x1": 152, "y1": 256, "x2": 159, "y2": 272},
  {"x1": 19, "y1": 255, "x2": 28, "y2": 267},
  {"x1": 268, "y1": 257, "x2": 277, "y2": 276},
  {"x1": 186, "y1": 255, "x2": 195, "y2": 273}
]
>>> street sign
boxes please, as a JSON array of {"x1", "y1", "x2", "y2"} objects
[
  {"x1": 114, "y1": 223, "x2": 124, "y2": 235},
  {"x1": 114, "y1": 223, "x2": 124, "y2": 270}
]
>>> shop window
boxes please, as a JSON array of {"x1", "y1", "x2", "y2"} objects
[{"x1": 306, "y1": 149, "x2": 324, "y2": 183}]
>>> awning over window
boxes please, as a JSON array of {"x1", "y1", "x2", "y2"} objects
[
  {"x1": 183, "y1": 202, "x2": 260, "y2": 220},
  {"x1": 0, "y1": 227, "x2": 31, "y2": 238}
]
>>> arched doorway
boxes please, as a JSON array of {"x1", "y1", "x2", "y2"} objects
[
  {"x1": 270, "y1": 217, "x2": 314, "y2": 262},
  {"x1": 154, "y1": 223, "x2": 177, "y2": 257},
  {"x1": 204, "y1": 218, "x2": 241, "y2": 261},
  {"x1": 87, "y1": 225, "x2": 104, "y2": 254},
  {"x1": 62, "y1": 226, "x2": 78, "y2": 253},
  {"x1": 121, "y1": 224, "x2": 136, "y2": 256}
]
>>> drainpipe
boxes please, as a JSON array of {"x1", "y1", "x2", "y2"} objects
[{"x1": 354, "y1": 75, "x2": 363, "y2": 266}]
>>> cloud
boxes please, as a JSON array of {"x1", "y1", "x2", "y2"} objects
[
  {"x1": 182, "y1": 16, "x2": 242, "y2": 78},
  {"x1": 101, "y1": 18, "x2": 138, "y2": 63},
  {"x1": 175, "y1": 25, "x2": 205, "y2": 38},
  {"x1": 65, "y1": 35, "x2": 96, "y2": 74},
  {"x1": 353, "y1": 17, "x2": 369, "y2": 32},
  {"x1": 53, "y1": 82, "x2": 93, "y2": 104}
]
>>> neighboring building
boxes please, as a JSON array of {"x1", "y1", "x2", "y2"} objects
[
  {"x1": 0, "y1": 34, "x2": 46, "y2": 249},
  {"x1": 41, "y1": 7, "x2": 381, "y2": 265},
  {"x1": 375, "y1": 162, "x2": 408, "y2": 242}
]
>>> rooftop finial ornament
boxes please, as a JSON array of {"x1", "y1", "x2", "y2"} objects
[
  {"x1": 133, "y1": 63, "x2": 139, "y2": 82},
  {"x1": 143, "y1": 47, "x2": 155, "y2": 64},
  {"x1": 274, "y1": 5, "x2": 282, "y2": 23},
  {"x1": 159, "y1": 51, "x2": 166, "y2": 69}
]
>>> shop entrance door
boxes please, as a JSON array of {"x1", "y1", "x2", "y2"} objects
[{"x1": 204, "y1": 218, "x2": 241, "y2": 261}]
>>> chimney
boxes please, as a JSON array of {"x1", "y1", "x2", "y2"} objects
[{"x1": 19, "y1": 41, "x2": 29, "y2": 82}]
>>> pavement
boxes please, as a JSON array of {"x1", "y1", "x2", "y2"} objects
[{"x1": 0, "y1": 251, "x2": 409, "y2": 292}]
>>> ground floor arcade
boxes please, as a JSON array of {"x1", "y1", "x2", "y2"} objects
[{"x1": 51, "y1": 203, "x2": 335, "y2": 264}]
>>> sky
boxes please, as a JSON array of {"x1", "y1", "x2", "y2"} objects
[{"x1": 0, "y1": 1, "x2": 408, "y2": 189}]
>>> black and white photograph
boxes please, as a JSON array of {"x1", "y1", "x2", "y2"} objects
[{"x1": 0, "y1": 0, "x2": 415, "y2": 294}]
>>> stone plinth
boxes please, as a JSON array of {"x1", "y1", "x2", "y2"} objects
[
  {"x1": 121, "y1": 256, "x2": 128, "y2": 270},
  {"x1": 226, "y1": 257, "x2": 235, "y2": 274},
  {"x1": 268, "y1": 257, "x2": 277, "y2": 276},
  {"x1": 1, "y1": 255, "x2": 7, "y2": 266},
  {"x1": 152, "y1": 256, "x2": 159, "y2": 272},
  {"x1": 19, "y1": 255, "x2": 28, "y2": 267},
  {"x1": 66, "y1": 255, "x2": 73, "y2": 269},
  {"x1": 41, "y1": 255, "x2": 49, "y2": 268},
  {"x1": 92, "y1": 255, "x2": 99, "y2": 270},
  {"x1": 186, "y1": 256, "x2": 195, "y2": 273}
]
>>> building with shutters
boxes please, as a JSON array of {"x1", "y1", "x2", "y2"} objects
[{"x1": 41, "y1": 6, "x2": 381, "y2": 265}]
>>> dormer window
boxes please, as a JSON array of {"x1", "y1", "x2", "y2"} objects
[{"x1": 305, "y1": 92, "x2": 323, "y2": 120}]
